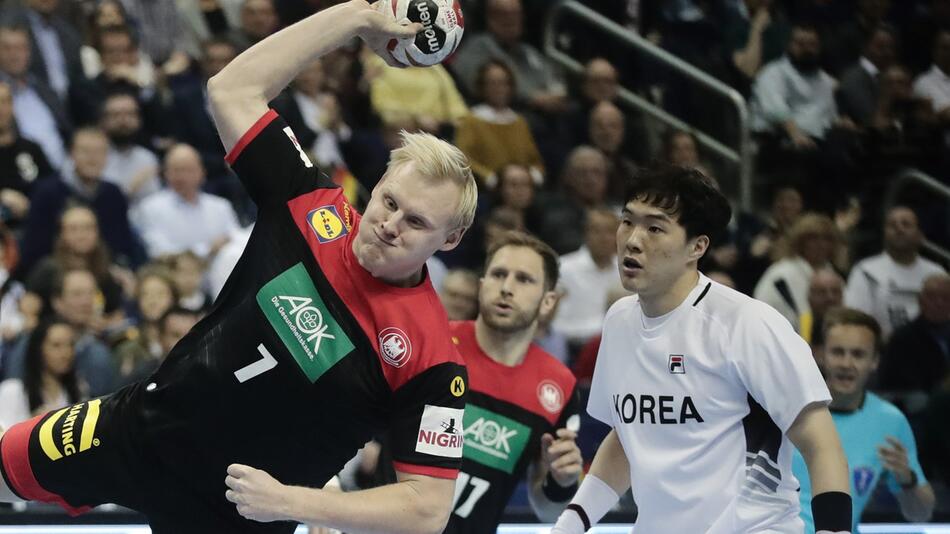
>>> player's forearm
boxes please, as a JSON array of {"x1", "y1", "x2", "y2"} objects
[
  {"x1": 208, "y1": 1, "x2": 366, "y2": 105},
  {"x1": 284, "y1": 479, "x2": 451, "y2": 534},
  {"x1": 587, "y1": 430, "x2": 631, "y2": 495},
  {"x1": 896, "y1": 483, "x2": 935, "y2": 522},
  {"x1": 527, "y1": 465, "x2": 572, "y2": 522}
]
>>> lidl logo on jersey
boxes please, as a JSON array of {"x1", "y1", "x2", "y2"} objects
[
  {"x1": 462, "y1": 404, "x2": 531, "y2": 474},
  {"x1": 257, "y1": 263, "x2": 354, "y2": 382},
  {"x1": 39, "y1": 399, "x2": 103, "y2": 461},
  {"x1": 416, "y1": 405, "x2": 465, "y2": 458},
  {"x1": 308, "y1": 205, "x2": 349, "y2": 244}
]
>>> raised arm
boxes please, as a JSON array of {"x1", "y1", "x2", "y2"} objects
[{"x1": 207, "y1": 0, "x2": 419, "y2": 152}]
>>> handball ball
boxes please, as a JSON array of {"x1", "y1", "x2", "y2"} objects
[{"x1": 376, "y1": 0, "x2": 464, "y2": 67}]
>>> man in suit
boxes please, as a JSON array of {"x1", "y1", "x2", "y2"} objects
[{"x1": 836, "y1": 24, "x2": 898, "y2": 127}]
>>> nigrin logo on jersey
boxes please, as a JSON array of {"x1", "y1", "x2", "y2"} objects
[
  {"x1": 39, "y1": 399, "x2": 103, "y2": 461},
  {"x1": 378, "y1": 327, "x2": 412, "y2": 367},
  {"x1": 416, "y1": 405, "x2": 465, "y2": 458},
  {"x1": 669, "y1": 354, "x2": 686, "y2": 374},
  {"x1": 307, "y1": 205, "x2": 349, "y2": 244},
  {"x1": 613, "y1": 393, "x2": 704, "y2": 424}
]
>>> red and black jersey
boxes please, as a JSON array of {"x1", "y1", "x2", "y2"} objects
[{"x1": 444, "y1": 321, "x2": 579, "y2": 533}]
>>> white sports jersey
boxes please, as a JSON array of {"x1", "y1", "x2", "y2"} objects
[
  {"x1": 844, "y1": 253, "x2": 945, "y2": 339},
  {"x1": 588, "y1": 274, "x2": 831, "y2": 534}
]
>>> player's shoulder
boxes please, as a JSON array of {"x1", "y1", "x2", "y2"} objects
[
  {"x1": 377, "y1": 286, "x2": 465, "y2": 372},
  {"x1": 695, "y1": 277, "x2": 789, "y2": 332},
  {"x1": 863, "y1": 392, "x2": 910, "y2": 425},
  {"x1": 604, "y1": 293, "x2": 640, "y2": 324}
]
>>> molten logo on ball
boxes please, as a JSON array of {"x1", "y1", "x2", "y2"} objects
[{"x1": 379, "y1": 0, "x2": 464, "y2": 67}]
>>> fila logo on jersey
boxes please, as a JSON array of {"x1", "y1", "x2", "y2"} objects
[
  {"x1": 462, "y1": 405, "x2": 531, "y2": 474},
  {"x1": 39, "y1": 400, "x2": 103, "y2": 461},
  {"x1": 416, "y1": 405, "x2": 464, "y2": 457},
  {"x1": 307, "y1": 206, "x2": 349, "y2": 244},
  {"x1": 282, "y1": 126, "x2": 313, "y2": 168},
  {"x1": 613, "y1": 393, "x2": 704, "y2": 424},
  {"x1": 669, "y1": 355, "x2": 685, "y2": 374},
  {"x1": 378, "y1": 327, "x2": 412, "y2": 367},
  {"x1": 537, "y1": 380, "x2": 564, "y2": 414}
]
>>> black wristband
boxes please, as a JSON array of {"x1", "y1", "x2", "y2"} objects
[
  {"x1": 542, "y1": 472, "x2": 578, "y2": 502},
  {"x1": 899, "y1": 470, "x2": 919, "y2": 490},
  {"x1": 566, "y1": 503, "x2": 591, "y2": 531},
  {"x1": 812, "y1": 491, "x2": 852, "y2": 533}
]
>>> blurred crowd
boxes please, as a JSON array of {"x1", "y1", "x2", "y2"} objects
[{"x1": 1, "y1": 0, "x2": 950, "y2": 522}]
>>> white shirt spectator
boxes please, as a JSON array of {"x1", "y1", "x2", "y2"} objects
[
  {"x1": 0, "y1": 378, "x2": 68, "y2": 429},
  {"x1": 914, "y1": 65, "x2": 950, "y2": 114},
  {"x1": 751, "y1": 57, "x2": 838, "y2": 139},
  {"x1": 103, "y1": 145, "x2": 161, "y2": 206},
  {"x1": 206, "y1": 223, "x2": 253, "y2": 299},
  {"x1": 753, "y1": 257, "x2": 824, "y2": 328},
  {"x1": 133, "y1": 189, "x2": 240, "y2": 258},
  {"x1": 552, "y1": 246, "x2": 623, "y2": 343},
  {"x1": 845, "y1": 252, "x2": 945, "y2": 339}
]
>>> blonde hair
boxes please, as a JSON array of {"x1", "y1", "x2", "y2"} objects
[
  {"x1": 773, "y1": 212, "x2": 848, "y2": 270},
  {"x1": 387, "y1": 131, "x2": 477, "y2": 231}
]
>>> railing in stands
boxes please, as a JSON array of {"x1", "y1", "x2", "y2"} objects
[
  {"x1": 543, "y1": 1, "x2": 754, "y2": 210},
  {"x1": 883, "y1": 168, "x2": 950, "y2": 265}
]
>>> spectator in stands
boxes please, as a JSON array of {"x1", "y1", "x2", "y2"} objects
[
  {"x1": 792, "y1": 308, "x2": 935, "y2": 532},
  {"x1": 3, "y1": 268, "x2": 116, "y2": 396},
  {"x1": 455, "y1": 59, "x2": 543, "y2": 182},
  {"x1": 0, "y1": 317, "x2": 82, "y2": 428},
  {"x1": 125, "y1": 305, "x2": 200, "y2": 384},
  {"x1": 823, "y1": 0, "x2": 893, "y2": 76},
  {"x1": 662, "y1": 129, "x2": 700, "y2": 168},
  {"x1": 487, "y1": 163, "x2": 537, "y2": 229},
  {"x1": 551, "y1": 207, "x2": 623, "y2": 350},
  {"x1": 18, "y1": 127, "x2": 142, "y2": 273},
  {"x1": 723, "y1": 0, "x2": 791, "y2": 91},
  {"x1": 569, "y1": 287, "x2": 629, "y2": 386},
  {"x1": 901, "y1": 0, "x2": 950, "y2": 75},
  {"x1": 450, "y1": 0, "x2": 567, "y2": 114},
  {"x1": 229, "y1": 0, "x2": 280, "y2": 50},
  {"x1": 799, "y1": 268, "x2": 844, "y2": 346},
  {"x1": 120, "y1": 0, "x2": 191, "y2": 70},
  {"x1": 438, "y1": 269, "x2": 479, "y2": 321},
  {"x1": 913, "y1": 30, "x2": 950, "y2": 141},
  {"x1": 170, "y1": 251, "x2": 211, "y2": 312},
  {"x1": 868, "y1": 64, "x2": 944, "y2": 169},
  {"x1": 754, "y1": 213, "x2": 845, "y2": 328},
  {"x1": 112, "y1": 266, "x2": 176, "y2": 384},
  {"x1": 528, "y1": 146, "x2": 608, "y2": 255},
  {"x1": 79, "y1": 2, "x2": 146, "y2": 80},
  {"x1": 588, "y1": 101, "x2": 636, "y2": 200},
  {"x1": 100, "y1": 92, "x2": 161, "y2": 206},
  {"x1": 880, "y1": 273, "x2": 950, "y2": 395},
  {"x1": 1, "y1": 0, "x2": 84, "y2": 102},
  {"x1": 751, "y1": 23, "x2": 839, "y2": 147},
  {"x1": 0, "y1": 79, "x2": 52, "y2": 227},
  {"x1": 24, "y1": 205, "x2": 128, "y2": 326},
  {"x1": 836, "y1": 25, "x2": 897, "y2": 128},
  {"x1": 845, "y1": 206, "x2": 945, "y2": 340},
  {"x1": 132, "y1": 143, "x2": 240, "y2": 258},
  {"x1": 175, "y1": 0, "x2": 242, "y2": 60},
  {"x1": 271, "y1": 60, "x2": 347, "y2": 168},
  {"x1": 0, "y1": 25, "x2": 70, "y2": 169}
]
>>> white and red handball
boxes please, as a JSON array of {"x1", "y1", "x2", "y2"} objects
[{"x1": 376, "y1": 0, "x2": 464, "y2": 67}]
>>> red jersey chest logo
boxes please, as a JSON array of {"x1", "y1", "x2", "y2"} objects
[
  {"x1": 378, "y1": 327, "x2": 412, "y2": 367},
  {"x1": 537, "y1": 380, "x2": 564, "y2": 414}
]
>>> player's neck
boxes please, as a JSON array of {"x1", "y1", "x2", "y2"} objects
[
  {"x1": 640, "y1": 269, "x2": 700, "y2": 318},
  {"x1": 474, "y1": 317, "x2": 534, "y2": 367}
]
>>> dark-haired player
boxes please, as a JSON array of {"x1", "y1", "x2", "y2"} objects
[
  {"x1": 551, "y1": 165, "x2": 852, "y2": 534},
  {"x1": 0, "y1": 3, "x2": 478, "y2": 533}
]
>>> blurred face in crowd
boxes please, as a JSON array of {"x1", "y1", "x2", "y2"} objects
[
  {"x1": 807, "y1": 269, "x2": 844, "y2": 317},
  {"x1": 440, "y1": 270, "x2": 479, "y2": 321},
  {"x1": 788, "y1": 27, "x2": 822, "y2": 74},
  {"x1": 0, "y1": 82, "x2": 12, "y2": 133},
  {"x1": 583, "y1": 59, "x2": 618, "y2": 103},
  {"x1": 481, "y1": 63, "x2": 514, "y2": 109},
  {"x1": 164, "y1": 144, "x2": 206, "y2": 201},
  {"x1": 202, "y1": 42, "x2": 238, "y2": 80},
  {"x1": 865, "y1": 28, "x2": 896, "y2": 70},
  {"x1": 53, "y1": 270, "x2": 100, "y2": 329},
  {"x1": 99, "y1": 30, "x2": 137, "y2": 69},
  {"x1": 479, "y1": 245, "x2": 554, "y2": 333},
  {"x1": 139, "y1": 275, "x2": 176, "y2": 323},
  {"x1": 772, "y1": 187, "x2": 802, "y2": 228},
  {"x1": 71, "y1": 130, "x2": 109, "y2": 182},
  {"x1": 42, "y1": 323, "x2": 76, "y2": 378},
  {"x1": 173, "y1": 254, "x2": 204, "y2": 298},
  {"x1": 27, "y1": 0, "x2": 58, "y2": 16},
  {"x1": 95, "y1": 1, "x2": 126, "y2": 28},
  {"x1": 0, "y1": 29, "x2": 31, "y2": 78},
  {"x1": 564, "y1": 148, "x2": 607, "y2": 207},
  {"x1": 668, "y1": 132, "x2": 699, "y2": 167},
  {"x1": 883, "y1": 207, "x2": 922, "y2": 259},
  {"x1": 881, "y1": 65, "x2": 913, "y2": 100},
  {"x1": 486, "y1": 0, "x2": 523, "y2": 46},
  {"x1": 497, "y1": 165, "x2": 534, "y2": 211},
  {"x1": 820, "y1": 323, "x2": 878, "y2": 400},
  {"x1": 241, "y1": 0, "x2": 279, "y2": 41},
  {"x1": 935, "y1": 31, "x2": 950, "y2": 74},
  {"x1": 60, "y1": 207, "x2": 99, "y2": 256},
  {"x1": 101, "y1": 94, "x2": 141, "y2": 148},
  {"x1": 160, "y1": 311, "x2": 199, "y2": 355},
  {"x1": 294, "y1": 60, "x2": 325, "y2": 96},
  {"x1": 799, "y1": 227, "x2": 836, "y2": 267},
  {"x1": 589, "y1": 102, "x2": 625, "y2": 155},
  {"x1": 919, "y1": 275, "x2": 950, "y2": 323},
  {"x1": 586, "y1": 209, "x2": 620, "y2": 267}
]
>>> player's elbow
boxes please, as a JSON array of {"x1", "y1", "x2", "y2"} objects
[{"x1": 407, "y1": 489, "x2": 452, "y2": 534}]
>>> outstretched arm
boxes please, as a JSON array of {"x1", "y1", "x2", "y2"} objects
[{"x1": 207, "y1": 0, "x2": 419, "y2": 152}]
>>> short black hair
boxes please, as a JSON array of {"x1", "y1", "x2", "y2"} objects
[{"x1": 623, "y1": 164, "x2": 731, "y2": 244}]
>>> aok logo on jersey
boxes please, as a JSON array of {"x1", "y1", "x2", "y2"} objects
[
  {"x1": 257, "y1": 263, "x2": 354, "y2": 382},
  {"x1": 39, "y1": 399, "x2": 103, "y2": 461},
  {"x1": 462, "y1": 405, "x2": 531, "y2": 474}
]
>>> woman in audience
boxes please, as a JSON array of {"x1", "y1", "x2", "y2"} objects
[
  {"x1": 455, "y1": 60, "x2": 544, "y2": 182},
  {"x1": 486, "y1": 163, "x2": 539, "y2": 229},
  {"x1": 112, "y1": 267, "x2": 177, "y2": 384},
  {"x1": 0, "y1": 318, "x2": 84, "y2": 428}
]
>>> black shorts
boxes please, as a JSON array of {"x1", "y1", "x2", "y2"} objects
[{"x1": 0, "y1": 390, "x2": 296, "y2": 534}]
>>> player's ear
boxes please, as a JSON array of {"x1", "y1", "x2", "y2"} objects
[
  {"x1": 688, "y1": 234, "x2": 710, "y2": 262},
  {"x1": 440, "y1": 226, "x2": 467, "y2": 252},
  {"x1": 539, "y1": 288, "x2": 559, "y2": 318}
]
